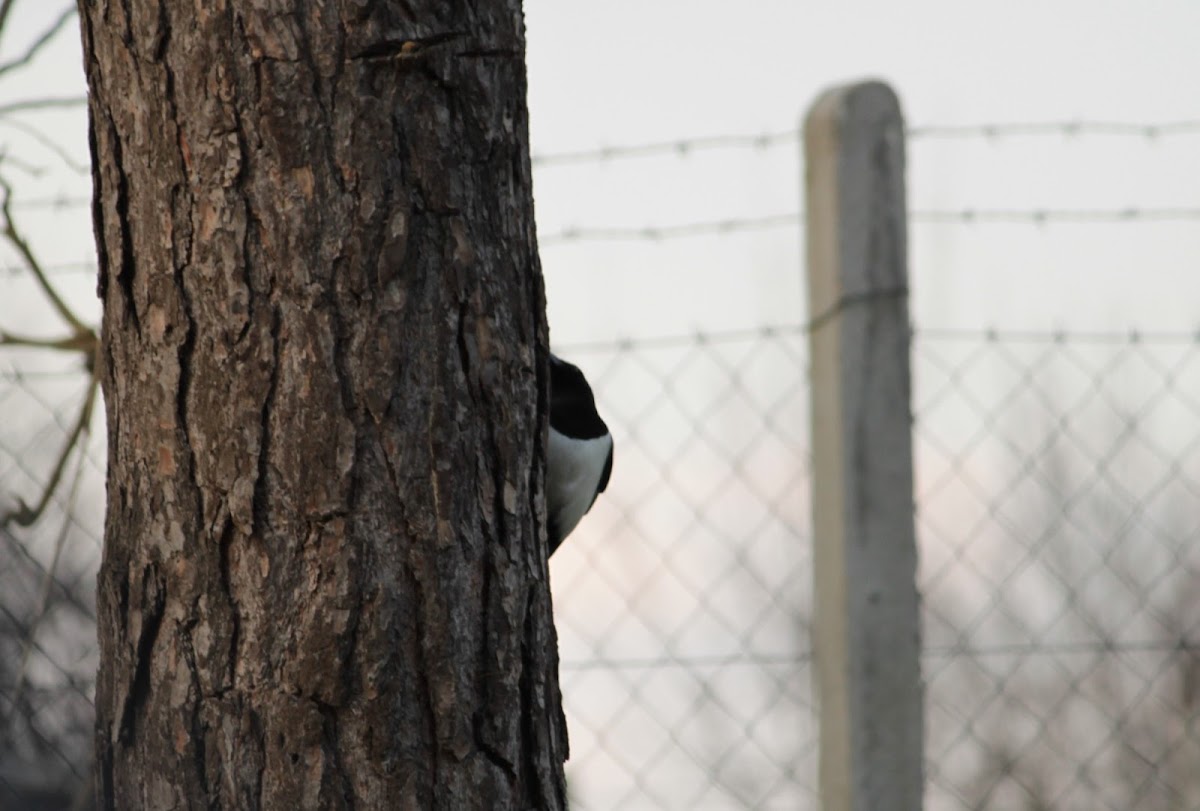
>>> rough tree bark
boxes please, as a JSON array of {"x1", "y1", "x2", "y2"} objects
[{"x1": 79, "y1": 1, "x2": 566, "y2": 808}]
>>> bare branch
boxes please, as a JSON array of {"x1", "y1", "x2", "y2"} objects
[
  {"x1": 0, "y1": 7, "x2": 75, "y2": 78},
  {"x1": 0, "y1": 174, "x2": 92, "y2": 336},
  {"x1": 0, "y1": 147, "x2": 43, "y2": 175},
  {"x1": 0, "y1": 329, "x2": 96, "y2": 352},
  {"x1": 0, "y1": 0, "x2": 17, "y2": 50}
]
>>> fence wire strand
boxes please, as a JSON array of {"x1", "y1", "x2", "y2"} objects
[{"x1": 529, "y1": 120, "x2": 1200, "y2": 168}]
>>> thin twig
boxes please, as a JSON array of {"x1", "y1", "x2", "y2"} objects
[
  {"x1": 0, "y1": 116, "x2": 89, "y2": 173},
  {"x1": 8, "y1": 433, "x2": 89, "y2": 717},
  {"x1": 0, "y1": 148, "x2": 42, "y2": 175},
  {"x1": 0, "y1": 372, "x2": 98, "y2": 529},
  {"x1": 0, "y1": 0, "x2": 16, "y2": 51},
  {"x1": 0, "y1": 7, "x2": 76, "y2": 79},
  {"x1": 0, "y1": 329, "x2": 95, "y2": 352}
]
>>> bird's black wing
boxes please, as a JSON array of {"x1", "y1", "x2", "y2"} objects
[{"x1": 599, "y1": 443, "x2": 613, "y2": 492}]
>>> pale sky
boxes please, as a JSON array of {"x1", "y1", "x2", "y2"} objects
[
  {"x1": 523, "y1": 1, "x2": 1200, "y2": 344},
  {"x1": 2, "y1": 2, "x2": 1199, "y2": 346}
]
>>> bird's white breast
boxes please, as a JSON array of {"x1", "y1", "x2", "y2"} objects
[{"x1": 547, "y1": 427, "x2": 612, "y2": 542}]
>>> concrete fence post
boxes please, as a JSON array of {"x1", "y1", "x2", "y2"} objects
[{"x1": 804, "y1": 80, "x2": 924, "y2": 811}]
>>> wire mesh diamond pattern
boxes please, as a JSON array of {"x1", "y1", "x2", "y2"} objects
[
  {"x1": 552, "y1": 329, "x2": 815, "y2": 810},
  {"x1": 0, "y1": 369, "x2": 102, "y2": 807},
  {"x1": 915, "y1": 330, "x2": 1200, "y2": 811}
]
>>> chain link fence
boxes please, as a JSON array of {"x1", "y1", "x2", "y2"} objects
[
  {"x1": 553, "y1": 329, "x2": 814, "y2": 809},
  {"x1": 3, "y1": 123, "x2": 1200, "y2": 810},
  {"x1": 550, "y1": 325, "x2": 1200, "y2": 810},
  {"x1": 917, "y1": 328, "x2": 1200, "y2": 810},
  {"x1": 3, "y1": 301, "x2": 1200, "y2": 811},
  {"x1": 0, "y1": 365, "x2": 102, "y2": 809}
]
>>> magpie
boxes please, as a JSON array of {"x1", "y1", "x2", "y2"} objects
[{"x1": 547, "y1": 354, "x2": 613, "y2": 554}]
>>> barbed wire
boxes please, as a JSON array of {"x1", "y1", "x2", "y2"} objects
[
  {"x1": 559, "y1": 637, "x2": 1200, "y2": 672},
  {"x1": 9, "y1": 118, "x2": 1200, "y2": 213},
  {"x1": 532, "y1": 130, "x2": 799, "y2": 167},
  {"x1": 916, "y1": 325, "x2": 1200, "y2": 344},
  {"x1": 912, "y1": 207, "x2": 1200, "y2": 224},
  {"x1": 540, "y1": 214, "x2": 799, "y2": 244},
  {"x1": 530, "y1": 120, "x2": 1200, "y2": 168},
  {"x1": 8, "y1": 202, "x2": 1197, "y2": 276},
  {"x1": 908, "y1": 119, "x2": 1200, "y2": 140},
  {"x1": 554, "y1": 324, "x2": 1200, "y2": 355},
  {"x1": 537, "y1": 207, "x2": 1200, "y2": 245}
]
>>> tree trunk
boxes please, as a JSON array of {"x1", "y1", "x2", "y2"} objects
[{"x1": 79, "y1": 1, "x2": 565, "y2": 808}]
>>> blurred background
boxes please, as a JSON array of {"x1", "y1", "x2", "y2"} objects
[{"x1": 1, "y1": 2, "x2": 1199, "y2": 809}]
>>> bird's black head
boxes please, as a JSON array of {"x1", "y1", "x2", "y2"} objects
[{"x1": 549, "y1": 354, "x2": 609, "y2": 440}]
